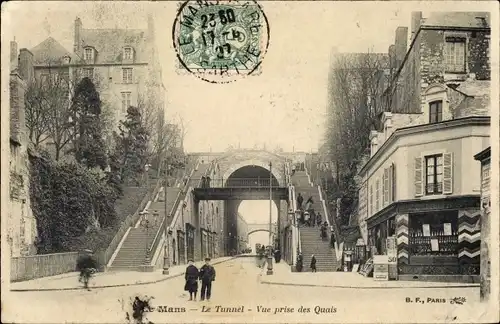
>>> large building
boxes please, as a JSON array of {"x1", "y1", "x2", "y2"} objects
[
  {"x1": 26, "y1": 15, "x2": 165, "y2": 155},
  {"x1": 356, "y1": 11, "x2": 491, "y2": 280}
]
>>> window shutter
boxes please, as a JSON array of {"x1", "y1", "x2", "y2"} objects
[
  {"x1": 443, "y1": 152, "x2": 453, "y2": 194},
  {"x1": 391, "y1": 163, "x2": 396, "y2": 202},
  {"x1": 388, "y1": 166, "x2": 393, "y2": 204},
  {"x1": 414, "y1": 157, "x2": 423, "y2": 197},
  {"x1": 383, "y1": 168, "x2": 389, "y2": 206}
]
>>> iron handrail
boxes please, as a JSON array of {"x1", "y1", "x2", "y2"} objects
[{"x1": 147, "y1": 160, "x2": 199, "y2": 261}]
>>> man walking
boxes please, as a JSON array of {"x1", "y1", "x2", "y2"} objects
[
  {"x1": 199, "y1": 257, "x2": 216, "y2": 301},
  {"x1": 296, "y1": 193, "x2": 303, "y2": 210}
]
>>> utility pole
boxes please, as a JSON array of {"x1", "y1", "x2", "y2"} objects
[
  {"x1": 163, "y1": 159, "x2": 170, "y2": 275},
  {"x1": 267, "y1": 161, "x2": 274, "y2": 275}
]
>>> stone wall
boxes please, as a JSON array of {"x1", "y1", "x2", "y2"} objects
[
  {"x1": 9, "y1": 66, "x2": 37, "y2": 257},
  {"x1": 385, "y1": 25, "x2": 490, "y2": 115}
]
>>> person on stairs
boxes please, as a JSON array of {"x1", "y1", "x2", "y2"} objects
[
  {"x1": 296, "y1": 193, "x2": 303, "y2": 210},
  {"x1": 304, "y1": 211, "x2": 310, "y2": 227},
  {"x1": 296, "y1": 253, "x2": 303, "y2": 272},
  {"x1": 316, "y1": 212, "x2": 323, "y2": 227},
  {"x1": 184, "y1": 259, "x2": 199, "y2": 301},
  {"x1": 305, "y1": 197, "x2": 314, "y2": 213},
  {"x1": 320, "y1": 222, "x2": 328, "y2": 241},
  {"x1": 310, "y1": 254, "x2": 317, "y2": 272}
]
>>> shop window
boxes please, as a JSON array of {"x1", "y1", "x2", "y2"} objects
[{"x1": 408, "y1": 211, "x2": 459, "y2": 256}]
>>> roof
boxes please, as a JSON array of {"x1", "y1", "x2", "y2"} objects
[
  {"x1": 422, "y1": 12, "x2": 490, "y2": 29},
  {"x1": 474, "y1": 146, "x2": 491, "y2": 161},
  {"x1": 451, "y1": 80, "x2": 490, "y2": 118},
  {"x1": 81, "y1": 28, "x2": 148, "y2": 64},
  {"x1": 30, "y1": 37, "x2": 80, "y2": 66}
]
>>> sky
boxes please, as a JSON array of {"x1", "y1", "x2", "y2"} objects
[{"x1": 2, "y1": 1, "x2": 493, "y2": 153}]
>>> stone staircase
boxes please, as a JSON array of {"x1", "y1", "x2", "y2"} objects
[
  {"x1": 299, "y1": 227, "x2": 338, "y2": 272},
  {"x1": 292, "y1": 170, "x2": 338, "y2": 272},
  {"x1": 109, "y1": 187, "x2": 181, "y2": 270}
]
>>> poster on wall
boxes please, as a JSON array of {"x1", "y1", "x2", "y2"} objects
[
  {"x1": 430, "y1": 239, "x2": 439, "y2": 251},
  {"x1": 422, "y1": 224, "x2": 430, "y2": 236},
  {"x1": 444, "y1": 223, "x2": 452, "y2": 236}
]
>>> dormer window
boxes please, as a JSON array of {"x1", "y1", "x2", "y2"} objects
[
  {"x1": 84, "y1": 47, "x2": 94, "y2": 62},
  {"x1": 123, "y1": 47, "x2": 134, "y2": 60},
  {"x1": 429, "y1": 101, "x2": 443, "y2": 123},
  {"x1": 62, "y1": 55, "x2": 71, "y2": 65}
]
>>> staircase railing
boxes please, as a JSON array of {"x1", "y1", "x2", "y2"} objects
[
  {"x1": 147, "y1": 160, "x2": 201, "y2": 264},
  {"x1": 101, "y1": 178, "x2": 162, "y2": 268},
  {"x1": 318, "y1": 185, "x2": 344, "y2": 262}
]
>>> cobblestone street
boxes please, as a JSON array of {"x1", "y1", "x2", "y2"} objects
[{"x1": 4, "y1": 258, "x2": 486, "y2": 323}]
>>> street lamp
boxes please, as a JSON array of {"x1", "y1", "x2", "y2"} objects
[
  {"x1": 267, "y1": 161, "x2": 274, "y2": 275},
  {"x1": 140, "y1": 211, "x2": 151, "y2": 265},
  {"x1": 163, "y1": 161, "x2": 170, "y2": 275}
]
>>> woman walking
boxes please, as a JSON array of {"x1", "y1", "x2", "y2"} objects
[
  {"x1": 310, "y1": 254, "x2": 317, "y2": 272},
  {"x1": 184, "y1": 259, "x2": 199, "y2": 301}
]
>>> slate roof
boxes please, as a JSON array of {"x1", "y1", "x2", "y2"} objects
[
  {"x1": 30, "y1": 37, "x2": 80, "y2": 66},
  {"x1": 80, "y1": 28, "x2": 148, "y2": 64},
  {"x1": 422, "y1": 12, "x2": 490, "y2": 29}
]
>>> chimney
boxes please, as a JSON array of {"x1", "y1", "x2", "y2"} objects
[
  {"x1": 18, "y1": 48, "x2": 34, "y2": 83},
  {"x1": 388, "y1": 45, "x2": 396, "y2": 69},
  {"x1": 369, "y1": 130, "x2": 379, "y2": 157},
  {"x1": 147, "y1": 14, "x2": 155, "y2": 41},
  {"x1": 10, "y1": 39, "x2": 18, "y2": 68},
  {"x1": 74, "y1": 17, "x2": 82, "y2": 54},
  {"x1": 394, "y1": 26, "x2": 408, "y2": 67},
  {"x1": 411, "y1": 11, "x2": 422, "y2": 41}
]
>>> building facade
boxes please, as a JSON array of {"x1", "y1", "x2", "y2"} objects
[
  {"x1": 8, "y1": 45, "x2": 38, "y2": 257},
  {"x1": 236, "y1": 212, "x2": 249, "y2": 253},
  {"x1": 356, "y1": 12, "x2": 491, "y2": 280},
  {"x1": 26, "y1": 15, "x2": 165, "y2": 157},
  {"x1": 474, "y1": 147, "x2": 491, "y2": 300}
]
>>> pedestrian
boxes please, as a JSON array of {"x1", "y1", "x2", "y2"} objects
[
  {"x1": 184, "y1": 259, "x2": 199, "y2": 301},
  {"x1": 310, "y1": 254, "x2": 317, "y2": 272},
  {"x1": 291, "y1": 164, "x2": 296, "y2": 176},
  {"x1": 199, "y1": 257, "x2": 216, "y2": 301},
  {"x1": 305, "y1": 197, "x2": 314, "y2": 211},
  {"x1": 300, "y1": 210, "x2": 305, "y2": 226},
  {"x1": 316, "y1": 212, "x2": 322, "y2": 227},
  {"x1": 296, "y1": 193, "x2": 303, "y2": 210},
  {"x1": 296, "y1": 253, "x2": 303, "y2": 272},
  {"x1": 311, "y1": 210, "x2": 316, "y2": 227},
  {"x1": 274, "y1": 249, "x2": 281, "y2": 263},
  {"x1": 304, "y1": 211, "x2": 310, "y2": 227}
]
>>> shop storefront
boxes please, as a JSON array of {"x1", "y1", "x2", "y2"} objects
[{"x1": 367, "y1": 196, "x2": 480, "y2": 279}]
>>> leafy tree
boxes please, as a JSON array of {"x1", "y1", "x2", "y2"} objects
[
  {"x1": 70, "y1": 77, "x2": 108, "y2": 169},
  {"x1": 29, "y1": 150, "x2": 118, "y2": 253},
  {"x1": 111, "y1": 106, "x2": 150, "y2": 185}
]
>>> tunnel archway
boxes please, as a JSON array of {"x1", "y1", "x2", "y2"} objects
[{"x1": 224, "y1": 165, "x2": 280, "y2": 254}]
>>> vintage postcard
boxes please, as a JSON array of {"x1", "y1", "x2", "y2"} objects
[{"x1": 1, "y1": 1, "x2": 499, "y2": 323}]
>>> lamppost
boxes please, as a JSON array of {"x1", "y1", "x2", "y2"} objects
[
  {"x1": 163, "y1": 162, "x2": 170, "y2": 275},
  {"x1": 267, "y1": 161, "x2": 274, "y2": 275},
  {"x1": 140, "y1": 211, "x2": 151, "y2": 265}
]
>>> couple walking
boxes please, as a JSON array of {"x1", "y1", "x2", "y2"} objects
[{"x1": 184, "y1": 257, "x2": 216, "y2": 301}]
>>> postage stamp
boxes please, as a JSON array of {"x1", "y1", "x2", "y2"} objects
[{"x1": 172, "y1": 0, "x2": 270, "y2": 83}]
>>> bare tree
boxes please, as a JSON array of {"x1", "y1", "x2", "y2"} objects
[{"x1": 325, "y1": 51, "x2": 389, "y2": 224}]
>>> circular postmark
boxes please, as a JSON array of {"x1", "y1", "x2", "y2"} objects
[{"x1": 172, "y1": 0, "x2": 270, "y2": 83}]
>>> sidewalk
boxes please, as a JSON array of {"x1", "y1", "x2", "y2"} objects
[
  {"x1": 259, "y1": 262, "x2": 480, "y2": 289},
  {"x1": 10, "y1": 257, "x2": 235, "y2": 292}
]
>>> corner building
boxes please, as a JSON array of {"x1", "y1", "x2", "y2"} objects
[{"x1": 357, "y1": 11, "x2": 491, "y2": 280}]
